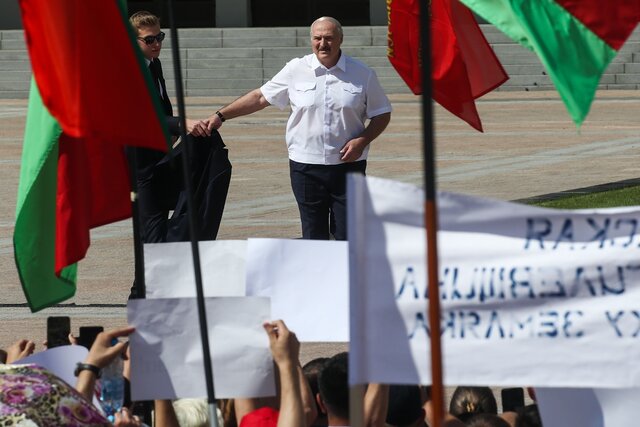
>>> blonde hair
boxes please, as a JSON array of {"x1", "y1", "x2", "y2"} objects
[
  {"x1": 129, "y1": 10, "x2": 160, "y2": 33},
  {"x1": 172, "y1": 398, "x2": 224, "y2": 427}
]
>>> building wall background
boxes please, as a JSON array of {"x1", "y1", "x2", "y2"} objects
[{"x1": 0, "y1": 0, "x2": 387, "y2": 30}]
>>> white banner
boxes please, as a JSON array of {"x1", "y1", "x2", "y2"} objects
[
  {"x1": 128, "y1": 297, "x2": 275, "y2": 400},
  {"x1": 536, "y1": 387, "x2": 640, "y2": 427},
  {"x1": 349, "y1": 175, "x2": 640, "y2": 388},
  {"x1": 145, "y1": 238, "x2": 349, "y2": 342},
  {"x1": 246, "y1": 238, "x2": 349, "y2": 342},
  {"x1": 144, "y1": 241, "x2": 247, "y2": 298}
]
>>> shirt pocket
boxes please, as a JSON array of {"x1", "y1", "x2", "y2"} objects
[
  {"x1": 341, "y1": 82, "x2": 364, "y2": 109},
  {"x1": 290, "y1": 81, "x2": 316, "y2": 107}
]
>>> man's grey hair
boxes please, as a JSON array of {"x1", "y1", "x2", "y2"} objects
[{"x1": 310, "y1": 16, "x2": 343, "y2": 38}]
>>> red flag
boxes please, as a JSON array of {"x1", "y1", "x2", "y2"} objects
[
  {"x1": 554, "y1": 0, "x2": 640, "y2": 50},
  {"x1": 387, "y1": 0, "x2": 508, "y2": 131},
  {"x1": 19, "y1": 0, "x2": 169, "y2": 274}
]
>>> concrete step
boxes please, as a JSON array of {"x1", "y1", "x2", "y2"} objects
[
  {"x1": 605, "y1": 83, "x2": 640, "y2": 89},
  {"x1": 615, "y1": 74, "x2": 640, "y2": 84},
  {"x1": 0, "y1": 51, "x2": 29, "y2": 60},
  {"x1": 625, "y1": 63, "x2": 640, "y2": 73},
  {"x1": 173, "y1": 78, "x2": 264, "y2": 91},
  {"x1": 623, "y1": 27, "x2": 640, "y2": 42},
  {"x1": 0, "y1": 39, "x2": 26, "y2": 50},
  {"x1": 183, "y1": 48, "x2": 263, "y2": 60},
  {"x1": 0, "y1": 70, "x2": 30, "y2": 81},
  {"x1": 0, "y1": 30, "x2": 25, "y2": 51},
  {"x1": 619, "y1": 42, "x2": 640, "y2": 54},
  {"x1": 1, "y1": 24, "x2": 639, "y2": 99},
  {"x1": 185, "y1": 67, "x2": 263, "y2": 79},
  {"x1": 0, "y1": 30, "x2": 23, "y2": 39},
  {"x1": 0, "y1": 60, "x2": 30, "y2": 71},
  {"x1": 0, "y1": 91, "x2": 29, "y2": 98},
  {"x1": 0, "y1": 81, "x2": 30, "y2": 91}
]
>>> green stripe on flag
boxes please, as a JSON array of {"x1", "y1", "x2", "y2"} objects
[
  {"x1": 460, "y1": 0, "x2": 617, "y2": 126},
  {"x1": 14, "y1": 80, "x2": 77, "y2": 312}
]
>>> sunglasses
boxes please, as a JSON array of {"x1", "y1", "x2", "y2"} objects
[{"x1": 138, "y1": 31, "x2": 166, "y2": 45}]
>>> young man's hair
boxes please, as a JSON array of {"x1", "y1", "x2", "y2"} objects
[
  {"x1": 317, "y1": 352, "x2": 349, "y2": 420},
  {"x1": 303, "y1": 357, "x2": 329, "y2": 398},
  {"x1": 130, "y1": 10, "x2": 160, "y2": 31},
  {"x1": 303, "y1": 357, "x2": 330, "y2": 424},
  {"x1": 386, "y1": 385, "x2": 425, "y2": 427}
]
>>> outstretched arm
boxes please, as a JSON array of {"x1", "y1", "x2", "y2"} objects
[
  {"x1": 340, "y1": 112, "x2": 391, "y2": 162},
  {"x1": 364, "y1": 384, "x2": 389, "y2": 427},
  {"x1": 264, "y1": 320, "x2": 306, "y2": 427},
  {"x1": 207, "y1": 88, "x2": 271, "y2": 130},
  {"x1": 75, "y1": 326, "x2": 134, "y2": 402}
]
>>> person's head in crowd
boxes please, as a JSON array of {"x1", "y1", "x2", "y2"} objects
[
  {"x1": 466, "y1": 413, "x2": 511, "y2": 427},
  {"x1": 303, "y1": 357, "x2": 329, "y2": 426},
  {"x1": 220, "y1": 399, "x2": 237, "y2": 427},
  {"x1": 449, "y1": 386, "x2": 497, "y2": 422},
  {"x1": 317, "y1": 352, "x2": 349, "y2": 425},
  {"x1": 172, "y1": 398, "x2": 224, "y2": 427},
  {"x1": 515, "y1": 404, "x2": 542, "y2": 427},
  {"x1": 129, "y1": 10, "x2": 164, "y2": 61},
  {"x1": 385, "y1": 385, "x2": 426, "y2": 427}
]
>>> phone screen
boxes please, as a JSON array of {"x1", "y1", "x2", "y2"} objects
[
  {"x1": 46, "y1": 316, "x2": 71, "y2": 348},
  {"x1": 78, "y1": 326, "x2": 104, "y2": 349},
  {"x1": 501, "y1": 387, "x2": 525, "y2": 412}
]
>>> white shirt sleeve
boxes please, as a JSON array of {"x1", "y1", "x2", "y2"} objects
[
  {"x1": 260, "y1": 60, "x2": 294, "y2": 110},
  {"x1": 364, "y1": 69, "x2": 393, "y2": 119}
]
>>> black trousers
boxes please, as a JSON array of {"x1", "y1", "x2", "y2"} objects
[
  {"x1": 135, "y1": 131, "x2": 232, "y2": 243},
  {"x1": 289, "y1": 159, "x2": 366, "y2": 240}
]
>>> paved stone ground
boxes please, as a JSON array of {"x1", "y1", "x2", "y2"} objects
[{"x1": 0, "y1": 91, "x2": 638, "y2": 404}]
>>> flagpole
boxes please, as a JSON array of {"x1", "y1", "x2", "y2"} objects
[
  {"x1": 419, "y1": 0, "x2": 445, "y2": 425},
  {"x1": 166, "y1": 2, "x2": 220, "y2": 426},
  {"x1": 126, "y1": 149, "x2": 146, "y2": 298}
]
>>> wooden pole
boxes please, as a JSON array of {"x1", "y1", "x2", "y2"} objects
[{"x1": 419, "y1": 0, "x2": 445, "y2": 425}]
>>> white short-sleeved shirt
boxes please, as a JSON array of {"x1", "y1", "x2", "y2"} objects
[{"x1": 260, "y1": 53, "x2": 392, "y2": 165}]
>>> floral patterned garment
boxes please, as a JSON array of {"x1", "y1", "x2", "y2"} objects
[{"x1": 0, "y1": 364, "x2": 110, "y2": 427}]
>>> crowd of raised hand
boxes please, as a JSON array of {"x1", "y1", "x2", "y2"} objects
[{"x1": 0, "y1": 320, "x2": 542, "y2": 427}]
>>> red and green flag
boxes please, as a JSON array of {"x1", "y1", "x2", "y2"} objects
[
  {"x1": 459, "y1": 0, "x2": 640, "y2": 127},
  {"x1": 387, "y1": 0, "x2": 508, "y2": 131},
  {"x1": 15, "y1": 0, "x2": 168, "y2": 311}
]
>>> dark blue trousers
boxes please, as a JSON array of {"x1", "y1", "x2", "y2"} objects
[{"x1": 289, "y1": 159, "x2": 366, "y2": 240}]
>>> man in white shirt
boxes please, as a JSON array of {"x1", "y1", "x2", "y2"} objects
[{"x1": 207, "y1": 16, "x2": 392, "y2": 240}]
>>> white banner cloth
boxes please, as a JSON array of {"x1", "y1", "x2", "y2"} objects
[
  {"x1": 246, "y1": 238, "x2": 349, "y2": 342},
  {"x1": 536, "y1": 387, "x2": 640, "y2": 427},
  {"x1": 349, "y1": 175, "x2": 640, "y2": 388},
  {"x1": 144, "y1": 241, "x2": 246, "y2": 298},
  {"x1": 128, "y1": 297, "x2": 274, "y2": 400}
]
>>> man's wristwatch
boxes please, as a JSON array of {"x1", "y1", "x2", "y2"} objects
[
  {"x1": 215, "y1": 110, "x2": 226, "y2": 122},
  {"x1": 74, "y1": 362, "x2": 101, "y2": 378}
]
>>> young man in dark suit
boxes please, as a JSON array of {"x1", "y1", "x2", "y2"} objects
[
  {"x1": 128, "y1": 12, "x2": 232, "y2": 299},
  {"x1": 129, "y1": 11, "x2": 231, "y2": 246}
]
